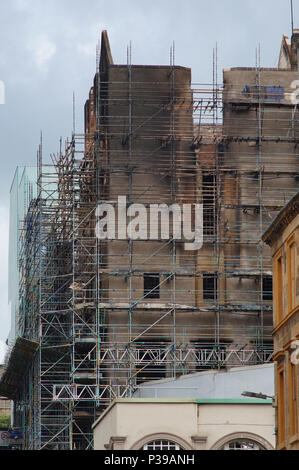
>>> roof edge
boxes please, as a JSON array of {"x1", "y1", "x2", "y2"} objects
[{"x1": 263, "y1": 192, "x2": 299, "y2": 246}]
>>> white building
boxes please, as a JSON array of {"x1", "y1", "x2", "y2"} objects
[{"x1": 93, "y1": 364, "x2": 275, "y2": 451}]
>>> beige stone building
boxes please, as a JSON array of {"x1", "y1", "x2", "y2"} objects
[
  {"x1": 93, "y1": 364, "x2": 275, "y2": 451},
  {"x1": 0, "y1": 399, "x2": 10, "y2": 419},
  {"x1": 0, "y1": 364, "x2": 11, "y2": 450},
  {"x1": 93, "y1": 398, "x2": 275, "y2": 451},
  {"x1": 0, "y1": 365, "x2": 10, "y2": 421},
  {"x1": 263, "y1": 192, "x2": 299, "y2": 450}
]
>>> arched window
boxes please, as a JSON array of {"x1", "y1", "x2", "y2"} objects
[
  {"x1": 132, "y1": 433, "x2": 191, "y2": 451},
  {"x1": 141, "y1": 440, "x2": 183, "y2": 451},
  {"x1": 222, "y1": 439, "x2": 265, "y2": 451},
  {"x1": 212, "y1": 432, "x2": 273, "y2": 451}
]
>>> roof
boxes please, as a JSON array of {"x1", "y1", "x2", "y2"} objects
[
  {"x1": 263, "y1": 192, "x2": 299, "y2": 246},
  {"x1": 132, "y1": 363, "x2": 274, "y2": 400},
  {"x1": 92, "y1": 397, "x2": 272, "y2": 429},
  {"x1": 224, "y1": 67, "x2": 297, "y2": 72},
  {"x1": 0, "y1": 338, "x2": 39, "y2": 399}
]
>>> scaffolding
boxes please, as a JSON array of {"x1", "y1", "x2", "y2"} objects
[{"x1": 4, "y1": 31, "x2": 299, "y2": 449}]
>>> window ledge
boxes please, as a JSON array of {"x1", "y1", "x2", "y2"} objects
[{"x1": 289, "y1": 434, "x2": 299, "y2": 445}]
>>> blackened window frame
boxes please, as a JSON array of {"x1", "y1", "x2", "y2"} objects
[
  {"x1": 203, "y1": 273, "x2": 218, "y2": 301},
  {"x1": 144, "y1": 273, "x2": 160, "y2": 299},
  {"x1": 202, "y1": 172, "x2": 216, "y2": 236},
  {"x1": 262, "y1": 276, "x2": 273, "y2": 301}
]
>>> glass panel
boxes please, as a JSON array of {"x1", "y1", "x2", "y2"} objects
[
  {"x1": 222, "y1": 440, "x2": 264, "y2": 450},
  {"x1": 142, "y1": 440, "x2": 182, "y2": 451}
]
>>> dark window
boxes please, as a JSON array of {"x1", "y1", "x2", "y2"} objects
[
  {"x1": 135, "y1": 339, "x2": 168, "y2": 385},
  {"x1": 142, "y1": 440, "x2": 182, "y2": 450},
  {"x1": 144, "y1": 273, "x2": 160, "y2": 299},
  {"x1": 202, "y1": 172, "x2": 216, "y2": 236},
  {"x1": 250, "y1": 339, "x2": 274, "y2": 364},
  {"x1": 257, "y1": 340, "x2": 274, "y2": 358},
  {"x1": 261, "y1": 340, "x2": 274, "y2": 350},
  {"x1": 263, "y1": 276, "x2": 273, "y2": 301},
  {"x1": 192, "y1": 339, "x2": 231, "y2": 371},
  {"x1": 203, "y1": 274, "x2": 218, "y2": 300},
  {"x1": 222, "y1": 440, "x2": 265, "y2": 450}
]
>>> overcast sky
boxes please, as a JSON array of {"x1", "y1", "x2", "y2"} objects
[{"x1": 0, "y1": 0, "x2": 295, "y2": 360}]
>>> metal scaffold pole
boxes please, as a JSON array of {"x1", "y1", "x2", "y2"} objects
[{"x1": 9, "y1": 31, "x2": 299, "y2": 450}]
